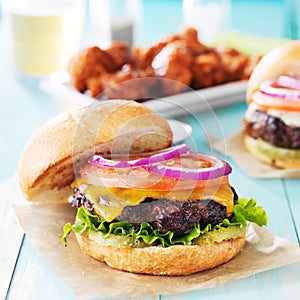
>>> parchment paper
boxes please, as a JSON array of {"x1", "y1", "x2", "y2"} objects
[
  {"x1": 14, "y1": 199, "x2": 300, "y2": 299},
  {"x1": 211, "y1": 130, "x2": 300, "y2": 178}
]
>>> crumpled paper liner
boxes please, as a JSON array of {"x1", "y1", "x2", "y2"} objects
[
  {"x1": 14, "y1": 200, "x2": 300, "y2": 299},
  {"x1": 211, "y1": 130, "x2": 300, "y2": 178}
]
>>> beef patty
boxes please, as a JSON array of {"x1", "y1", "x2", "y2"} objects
[
  {"x1": 117, "y1": 187, "x2": 239, "y2": 237},
  {"x1": 244, "y1": 109, "x2": 300, "y2": 149},
  {"x1": 72, "y1": 187, "x2": 238, "y2": 237},
  {"x1": 117, "y1": 198, "x2": 226, "y2": 236}
]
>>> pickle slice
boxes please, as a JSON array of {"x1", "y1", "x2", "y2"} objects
[
  {"x1": 256, "y1": 138, "x2": 300, "y2": 159},
  {"x1": 88, "y1": 230, "x2": 149, "y2": 248},
  {"x1": 193, "y1": 226, "x2": 245, "y2": 245}
]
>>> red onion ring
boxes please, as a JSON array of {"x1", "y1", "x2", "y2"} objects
[
  {"x1": 88, "y1": 144, "x2": 191, "y2": 169},
  {"x1": 259, "y1": 79, "x2": 300, "y2": 100},
  {"x1": 147, "y1": 152, "x2": 232, "y2": 180},
  {"x1": 276, "y1": 76, "x2": 300, "y2": 90}
]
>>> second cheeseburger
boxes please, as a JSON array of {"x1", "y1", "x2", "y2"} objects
[
  {"x1": 244, "y1": 40, "x2": 300, "y2": 168},
  {"x1": 18, "y1": 100, "x2": 267, "y2": 276}
]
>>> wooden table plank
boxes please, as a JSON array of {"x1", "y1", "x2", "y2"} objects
[
  {"x1": 6, "y1": 238, "x2": 77, "y2": 300},
  {"x1": 0, "y1": 176, "x2": 24, "y2": 300},
  {"x1": 7, "y1": 236, "x2": 159, "y2": 299},
  {"x1": 162, "y1": 263, "x2": 300, "y2": 300},
  {"x1": 283, "y1": 179, "x2": 300, "y2": 245}
]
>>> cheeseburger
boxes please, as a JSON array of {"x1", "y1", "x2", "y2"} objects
[
  {"x1": 244, "y1": 41, "x2": 300, "y2": 168},
  {"x1": 18, "y1": 99, "x2": 267, "y2": 276}
]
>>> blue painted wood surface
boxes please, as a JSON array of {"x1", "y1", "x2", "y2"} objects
[{"x1": 1, "y1": 1, "x2": 299, "y2": 299}]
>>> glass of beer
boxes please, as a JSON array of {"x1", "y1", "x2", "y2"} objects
[{"x1": 3, "y1": 0, "x2": 85, "y2": 85}]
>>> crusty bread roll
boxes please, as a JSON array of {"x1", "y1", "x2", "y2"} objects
[
  {"x1": 76, "y1": 230, "x2": 246, "y2": 276},
  {"x1": 246, "y1": 40, "x2": 300, "y2": 102},
  {"x1": 18, "y1": 100, "x2": 173, "y2": 203},
  {"x1": 244, "y1": 135, "x2": 300, "y2": 169}
]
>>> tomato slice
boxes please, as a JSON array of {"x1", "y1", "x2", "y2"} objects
[
  {"x1": 76, "y1": 154, "x2": 235, "y2": 221},
  {"x1": 79, "y1": 163, "x2": 229, "y2": 192},
  {"x1": 252, "y1": 91, "x2": 300, "y2": 111},
  {"x1": 75, "y1": 164, "x2": 234, "y2": 221}
]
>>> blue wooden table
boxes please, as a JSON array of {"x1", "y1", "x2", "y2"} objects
[{"x1": 1, "y1": 1, "x2": 299, "y2": 299}]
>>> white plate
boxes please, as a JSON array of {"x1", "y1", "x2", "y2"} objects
[
  {"x1": 41, "y1": 71, "x2": 247, "y2": 118},
  {"x1": 167, "y1": 119, "x2": 192, "y2": 144}
]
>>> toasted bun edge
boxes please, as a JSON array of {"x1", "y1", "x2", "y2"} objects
[
  {"x1": 18, "y1": 100, "x2": 173, "y2": 202},
  {"x1": 246, "y1": 40, "x2": 300, "y2": 102},
  {"x1": 244, "y1": 135, "x2": 300, "y2": 169},
  {"x1": 75, "y1": 230, "x2": 246, "y2": 276}
]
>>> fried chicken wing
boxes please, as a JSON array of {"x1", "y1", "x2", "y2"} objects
[
  {"x1": 68, "y1": 43, "x2": 132, "y2": 95},
  {"x1": 191, "y1": 49, "x2": 226, "y2": 89},
  {"x1": 168, "y1": 27, "x2": 207, "y2": 56},
  {"x1": 132, "y1": 42, "x2": 168, "y2": 69},
  {"x1": 191, "y1": 47, "x2": 261, "y2": 89},
  {"x1": 105, "y1": 42, "x2": 133, "y2": 69},
  {"x1": 152, "y1": 41, "x2": 193, "y2": 95},
  {"x1": 100, "y1": 64, "x2": 158, "y2": 100},
  {"x1": 217, "y1": 47, "x2": 251, "y2": 82},
  {"x1": 68, "y1": 28, "x2": 261, "y2": 100},
  {"x1": 85, "y1": 76, "x2": 104, "y2": 98},
  {"x1": 68, "y1": 46, "x2": 108, "y2": 93}
]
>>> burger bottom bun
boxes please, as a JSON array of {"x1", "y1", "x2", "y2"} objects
[
  {"x1": 75, "y1": 231, "x2": 246, "y2": 276},
  {"x1": 244, "y1": 135, "x2": 300, "y2": 169}
]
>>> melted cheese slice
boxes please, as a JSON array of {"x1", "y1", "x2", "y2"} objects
[
  {"x1": 72, "y1": 178, "x2": 234, "y2": 222},
  {"x1": 245, "y1": 102, "x2": 300, "y2": 127}
]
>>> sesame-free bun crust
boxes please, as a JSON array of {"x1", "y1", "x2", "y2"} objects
[
  {"x1": 75, "y1": 230, "x2": 246, "y2": 276},
  {"x1": 18, "y1": 100, "x2": 173, "y2": 203},
  {"x1": 244, "y1": 135, "x2": 300, "y2": 169},
  {"x1": 246, "y1": 40, "x2": 300, "y2": 102}
]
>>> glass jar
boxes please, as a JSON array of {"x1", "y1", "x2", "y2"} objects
[{"x1": 182, "y1": 0, "x2": 231, "y2": 45}]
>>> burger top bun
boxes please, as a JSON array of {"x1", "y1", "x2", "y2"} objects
[
  {"x1": 246, "y1": 40, "x2": 300, "y2": 102},
  {"x1": 18, "y1": 100, "x2": 173, "y2": 203}
]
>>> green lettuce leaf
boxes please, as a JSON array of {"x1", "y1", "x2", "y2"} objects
[
  {"x1": 61, "y1": 198, "x2": 267, "y2": 247},
  {"x1": 231, "y1": 198, "x2": 268, "y2": 227}
]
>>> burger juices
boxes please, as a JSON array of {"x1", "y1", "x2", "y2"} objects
[{"x1": 61, "y1": 144, "x2": 267, "y2": 275}]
